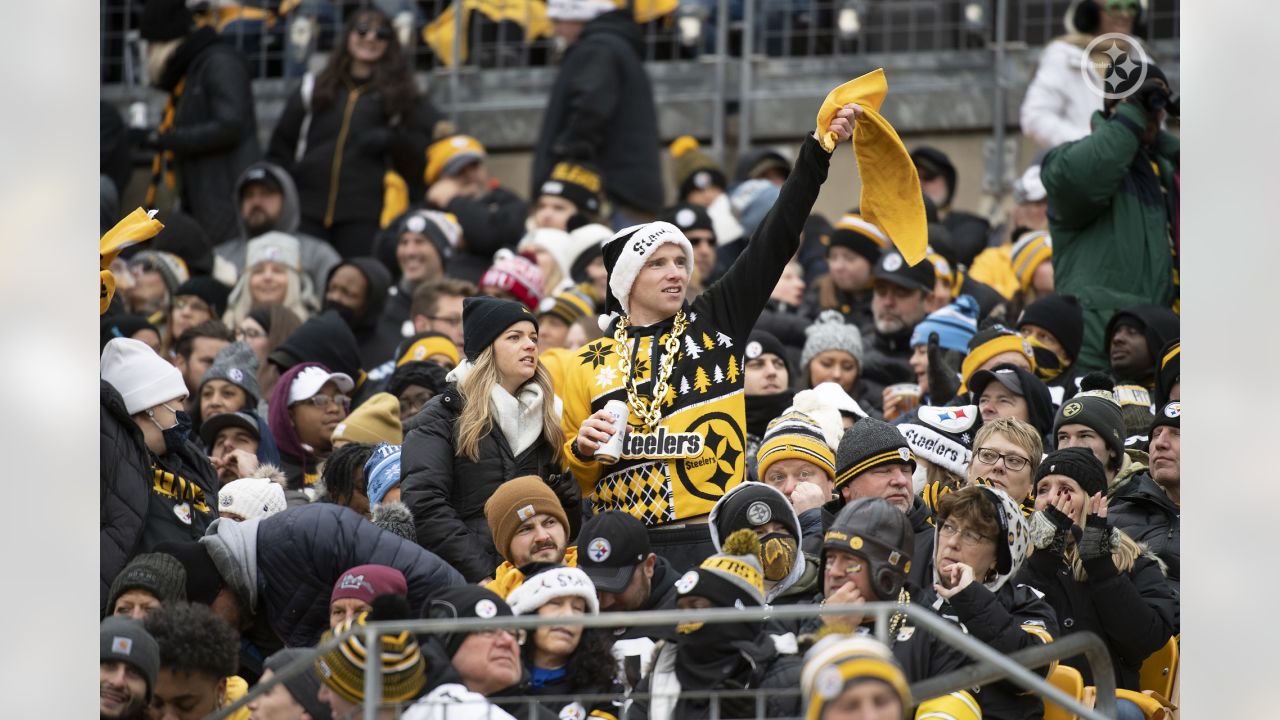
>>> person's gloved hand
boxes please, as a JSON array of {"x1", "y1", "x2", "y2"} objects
[
  {"x1": 1029, "y1": 501, "x2": 1075, "y2": 553},
  {"x1": 1128, "y1": 76, "x2": 1173, "y2": 115},
  {"x1": 926, "y1": 332, "x2": 960, "y2": 404},
  {"x1": 1076, "y1": 493, "x2": 1115, "y2": 562}
]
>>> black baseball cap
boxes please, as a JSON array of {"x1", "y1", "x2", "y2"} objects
[
  {"x1": 199, "y1": 411, "x2": 261, "y2": 448},
  {"x1": 576, "y1": 512, "x2": 650, "y2": 593},
  {"x1": 240, "y1": 166, "x2": 284, "y2": 196},
  {"x1": 968, "y1": 366, "x2": 1025, "y2": 398},
  {"x1": 872, "y1": 251, "x2": 935, "y2": 294}
]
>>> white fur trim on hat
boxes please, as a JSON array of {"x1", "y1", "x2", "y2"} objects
[
  {"x1": 217, "y1": 475, "x2": 287, "y2": 521},
  {"x1": 604, "y1": 221, "x2": 695, "y2": 317},
  {"x1": 506, "y1": 566, "x2": 600, "y2": 616},
  {"x1": 787, "y1": 387, "x2": 845, "y2": 450},
  {"x1": 546, "y1": 0, "x2": 615, "y2": 21},
  {"x1": 807, "y1": 381, "x2": 870, "y2": 422},
  {"x1": 101, "y1": 338, "x2": 189, "y2": 415}
]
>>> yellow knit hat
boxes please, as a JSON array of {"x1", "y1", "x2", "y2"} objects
[
  {"x1": 756, "y1": 410, "x2": 837, "y2": 483},
  {"x1": 958, "y1": 329, "x2": 1037, "y2": 393},
  {"x1": 425, "y1": 134, "x2": 486, "y2": 185},
  {"x1": 801, "y1": 635, "x2": 912, "y2": 720},
  {"x1": 1010, "y1": 230, "x2": 1052, "y2": 292},
  {"x1": 396, "y1": 334, "x2": 460, "y2": 368},
  {"x1": 915, "y1": 690, "x2": 982, "y2": 719},
  {"x1": 331, "y1": 393, "x2": 403, "y2": 445}
]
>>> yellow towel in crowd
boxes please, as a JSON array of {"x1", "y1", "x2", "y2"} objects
[
  {"x1": 101, "y1": 208, "x2": 165, "y2": 315},
  {"x1": 815, "y1": 68, "x2": 928, "y2": 266},
  {"x1": 424, "y1": 0, "x2": 552, "y2": 67}
]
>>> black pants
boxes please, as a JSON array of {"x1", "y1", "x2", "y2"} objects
[
  {"x1": 647, "y1": 523, "x2": 716, "y2": 573},
  {"x1": 300, "y1": 217, "x2": 380, "y2": 259}
]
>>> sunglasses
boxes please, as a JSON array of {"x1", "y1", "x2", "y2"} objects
[
  {"x1": 353, "y1": 22, "x2": 393, "y2": 41},
  {"x1": 1105, "y1": 0, "x2": 1139, "y2": 14}
]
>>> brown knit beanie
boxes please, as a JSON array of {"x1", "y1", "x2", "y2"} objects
[{"x1": 483, "y1": 476, "x2": 568, "y2": 563}]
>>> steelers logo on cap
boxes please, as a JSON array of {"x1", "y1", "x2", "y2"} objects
[
  {"x1": 746, "y1": 500, "x2": 772, "y2": 526},
  {"x1": 745, "y1": 341, "x2": 763, "y2": 360},
  {"x1": 1164, "y1": 402, "x2": 1181, "y2": 418},
  {"x1": 1062, "y1": 402, "x2": 1082, "y2": 417},
  {"x1": 475, "y1": 599, "x2": 497, "y2": 619},
  {"x1": 451, "y1": 136, "x2": 469, "y2": 148},
  {"x1": 693, "y1": 171, "x2": 712, "y2": 189},
  {"x1": 587, "y1": 537, "x2": 612, "y2": 562},
  {"x1": 229, "y1": 368, "x2": 244, "y2": 383},
  {"x1": 675, "y1": 570, "x2": 699, "y2": 594},
  {"x1": 406, "y1": 214, "x2": 427, "y2": 234},
  {"x1": 882, "y1": 253, "x2": 903, "y2": 272},
  {"x1": 220, "y1": 494, "x2": 233, "y2": 507},
  {"x1": 815, "y1": 666, "x2": 846, "y2": 699},
  {"x1": 413, "y1": 345, "x2": 427, "y2": 360},
  {"x1": 675, "y1": 208, "x2": 696, "y2": 228},
  {"x1": 898, "y1": 447, "x2": 911, "y2": 462}
]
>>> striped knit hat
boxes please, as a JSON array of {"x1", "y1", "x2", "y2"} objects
[
  {"x1": 537, "y1": 286, "x2": 596, "y2": 327},
  {"x1": 834, "y1": 418, "x2": 915, "y2": 494},
  {"x1": 315, "y1": 596, "x2": 426, "y2": 705},
  {"x1": 756, "y1": 410, "x2": 837, "y2": 483},
  {"x1": 958, "y1": 325, "x2": 1037, "y2": 393},
  {"x1": 909, "y1": 294, "x2": 979, "y2": 352},
  {"x1": 675, "y1": 529, "x2": 765, "y2": 608},
  {"x1": 802, "y1": 636, "x2": 911, "y2": 720},
  {"x1": 827, "y1": 211, "x2": 890, "y2": 263},
  {"x1": 1010, "y1": 230, "x2": 1052, "y2": 292}
]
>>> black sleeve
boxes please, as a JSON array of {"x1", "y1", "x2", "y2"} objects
[
  {"x1": 700, "y1": 135, "x2": 831, "y2": 341},
  {"x1": 159, "y1": 51, "x2": 256, "y2": 157},
  {"x1": 265, "y1": 86, "x2": 306, "y2": 172},
  {"x1": 1082, "y1": 553, "x2": 1178, "y2": 665},
  {"x1": 551, "y1": 41, "x2": 620, "y2": 162},
  {"x1": 398, "y1": 408, "x2": 496, "y2": 582},
  {"x1": 100, "y1": 418, "x2": 150, "y2": 611},
  {"x1": 946, "y1": 583, "x2": 1059, "y2": 655},
  {"x1": 101, "y1": 101, "x2": 132, "y2": 194},
  {"x1": 444, "y1": 188, "x2": 530, "y2": 258},
  {"x1": 388, "y1": 96, "x2": 443, "y2": 201},
  {"x1": 798, "y1": 508, "x2": 825, "y2": 557}
]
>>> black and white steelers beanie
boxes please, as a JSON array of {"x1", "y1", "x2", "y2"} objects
[{"x1": 600, "y1": 221, "x2": 695, "y2": 324}]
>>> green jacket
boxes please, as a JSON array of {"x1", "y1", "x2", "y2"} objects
[{"x1": 1042, "y1": 102, "x2": 1179, "y2": 371}]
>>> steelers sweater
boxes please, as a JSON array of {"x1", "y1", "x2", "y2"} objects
[{"x1": 560, "y1": 135, "x2": 832, "y2": 525}]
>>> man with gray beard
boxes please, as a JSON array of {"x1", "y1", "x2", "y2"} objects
[{"x1": 858, "y1": 250, "x2": 936, "y2": 408}]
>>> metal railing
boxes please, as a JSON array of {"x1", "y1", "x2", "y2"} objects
[{"x1": 210, "y1": 600, "x2": 1117, "y2": 720}]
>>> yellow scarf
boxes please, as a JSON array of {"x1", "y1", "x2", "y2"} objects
[{"x1": 815, "y1": 69, "x2": 928, "y2": 266}]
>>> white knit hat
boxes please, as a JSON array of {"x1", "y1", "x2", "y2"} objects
[
  {"x1": 506, "y1": 566, "x2": 600, "y2": 616},
  {"x1": 101, "y1": 337, "x2": 189, "y2": 415},
  {"x1": 217, "y1": 474, "x2": 287, "y2": 521},
  {"x1": 246, "y1": 231, "x2": 302, "y2": 271}
]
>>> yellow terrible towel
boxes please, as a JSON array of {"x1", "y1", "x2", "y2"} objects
[
  {"x1": 815, "y1": 69, "x2": 928, "y2": 266},
  {"x1": 100, "y1": 208, "x2": 164, "y2": 315}
]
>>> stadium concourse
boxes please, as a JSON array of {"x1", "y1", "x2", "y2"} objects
[{"x1": 99, "y1": 0, "x2": 1179, "y2": 717}]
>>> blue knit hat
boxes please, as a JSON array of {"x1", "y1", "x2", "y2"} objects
[
  {"x1": 910, "y1": 294, "x2": 979, "y2": 352},
  {"x1": 364, "y1": 443, "x2": 402, "y2": 505}
]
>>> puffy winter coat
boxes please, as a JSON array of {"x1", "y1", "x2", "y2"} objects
[
  {"x1": 400, "y1": 386, "x2": 577, "y2": 582},
  {"x1": 1041, "y1": 103, "x2": 1179, "y2": 371},
  {"x1": 201, "y1": 503, "x2": 464, "y2": 647},
  {"x1": 1109, "y1": 473, "x2": 1180, "y2": 592},
  {"x1": 531, "y1": 10, "x2": 663, "y2": 214},
  {"x1": 1020, "y1": 37, "x2": 1103, "y2": 150},
  {"x1": 1013, "y1": 539, "x2": 1177, "y2": 689}
]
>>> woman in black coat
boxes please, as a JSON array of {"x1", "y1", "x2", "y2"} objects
[
  {"x1": 267, "y1": 5, "x2": 447, "y2": 257},
  {"x1": 400, "y1": 298, "x2": 578, "y2": 582}
]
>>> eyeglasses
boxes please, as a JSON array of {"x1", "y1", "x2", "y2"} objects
[
  {"x1": 236, "y1": 327, "x2": 265, "y2": 341},
  {"x1": 1104, "y1": 0, "x2": 1139, "y2": 14},
  {"x1": 399, "y1": 394, "x2": 432, "y2": 417},
  {"x1": 974, "y1": 447, "x2": 1031, "y2": 472},
  {"x1": 822, "y1": 556, "x2": 864, "y2": 575},
  {"x1": 298, "y1": 394, "x2": 351, "y2": 413},
  {"x1": 476, "y1": 627, "x2": 527, "y2": 645},
  {"x1": 939, "y1": 521, "x2": 993, "y2": 547},
  {"x1": 428, "y1": 315, "x2": 463, "y2": 327},
  {"x1": 353, "y1": 22, "x2": 393, "y2": 40},
  {"x1": 173, "y1": 297, "x2": 210, "y2": 313},
  {"x1": 688, "y1": 236, "x2": 715, "y2": 248}
]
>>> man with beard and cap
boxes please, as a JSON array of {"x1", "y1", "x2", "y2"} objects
[
  {"x1": 1109, "y1": 400, "x2": 1180, "y2": 592},
  {"x1": 577, "y1": 511, "x2": 679, "y2": 691},
  {"x1": 910, "y1": 146, "x2": 993, "y2": 268},
  {"x1": 798, "y1": 498, "x2": 970, "y2": 684},
  {"x1": 323, "y1": 258, "x2": 400, "y2": 369},
  {"x1": 248, "y1": 647, "x2": 333, "y2": 720},
  {"x1": 101, "y1": 616, "x2": 160, "y2": 720},
  {"x1": 1041, "y1": 63, "x2": 1179, "y2": 373},
  {"x1": 924, "y1": 485, "x2": 1058, "y2": 720},
  {"x1": 135, "y1": 0, "x2": 259, "y2": 243},
  {"x1": 1104, "y1": 304, "x2": 1180, "y2": 390},
  {"x1": 482, "y1": 476, "x2": 580, "y2": 599},
  {"x1": 101, "y1": 338, "x2": 221, "y2": 613},
  {"x1": 564, "y1": 105, "x2": 859, "y2": 572},
  {"x1": 171, "y1": 320, "x2": 234, "y2": 410},
  {"x1": 968, "y1": 364, "x2": 1055, "y2": 441},
  {"x1": 859, "y1": 250, "x2": 936, "y2": 402},
  {"x1": 830, "y1": 417, "x2": 937, "y2": 590},
  {"x1": 376, "y1": 210, "x2": 462, "y2": 347},
  {"x1": 628, "y1": 529, "x2": 803, "y2": 720},
  {"x1": 1017, "y1": 293, "x2": 1085, "y2": 405},
  {"x1": 708, "y1": 483, "x2": 820, "y2": 607},
  {"x1": 215, "y1": 162, "x2": 343, "y2": 293}
]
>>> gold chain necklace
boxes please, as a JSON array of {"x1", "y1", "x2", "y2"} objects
[{"x1": 613, "y1": 310, "x2": 689, "y2": 430}]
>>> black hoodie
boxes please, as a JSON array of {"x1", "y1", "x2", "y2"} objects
[{"x1": 324, "y1": 257, "x2": 401, "y2": 368}]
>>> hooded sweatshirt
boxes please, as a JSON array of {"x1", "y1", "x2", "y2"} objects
[
  {"x1": 706, "y1": 483, "x2": 811, "y2": 605},
  {"x1": 214, "y1": 162, "x2": 343, "y2": 293},
  {"x1": 324, "y1": 258, "x2": 400, "y2": 368},
  {"x1": 267, "y1": 362, "x2": 332, "y2": 489}
]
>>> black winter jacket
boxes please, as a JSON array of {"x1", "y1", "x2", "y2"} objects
[
  {"x1": 1109, "y1": 474, "x2": 1180, "y2": 592},
  {"x1": 228, "y1": 503, "x2": 464, "y2": 647},
  {"x1": 328, "y1": 257, "x2": 402, "y2": 368},
  {"x1": 531, "y1": 11, "x2": 663, "y2": 213},
  {"x1": 400, "y1": 386, "x2": 578, "y2": 582},
  {"x1": 1013, "y1": 543, "x2": 1177, "y2": 689},
  {"x1": 439, "y1": 185, "x2": 530, "y2": 284},
  {"x1": 101, "y1": 381, "x2": 221, "y2": 610},
  {"x1": 158, "y1": 30, "x2": 261, "y2": 242},
  {"x1": 627, "y1": 636, "x2": 802, "y2": 720},
  {"x1": 266, "y1": 75, "x2": 443, "y2": 231}
]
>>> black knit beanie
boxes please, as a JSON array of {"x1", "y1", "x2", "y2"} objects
[
  {"x1": 744, "y1": 329, "x2": 791, "y2": 376},
  {"x1": 1017, "y1": 294, "x2": 1084, "y2": 363},
  {"x1": 269, "y1": 309, "x2": 363, "y2": 382},
  {"x1": 1036, "y1": 447, "x2": 1107, "y2": 497},
  {"x1": 173, "y1": 277, "x2": 231, "y2": 318},
  {"x1": 1150, "y1": 400, "x2": 1181, "y2": 434},
  {"x1": 152, "y1": 541, "x2": 225, "y2": 606},
  {"x1": 834, "y1": 418, "x2": 914, "y2": 496},
  {"x1": 140, "y1": 0, "x2": 193, "y2": 42},
  {"x1": 1154, "y1": 339, "x2": 1180, "y2": 409},
  {"x1": 1053, "y1": 372, "x2": 1126, "y2": 468},
  {"x1": 421, "y1": 585, "x2": 514, "y2": 657},
  {"x1": 461, "y1": 296, "x2": 538, "y2": 363}
]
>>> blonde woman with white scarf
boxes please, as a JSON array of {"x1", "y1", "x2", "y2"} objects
[{"x1": 400, "y1": 297, "x2": 579, "y2": 584}]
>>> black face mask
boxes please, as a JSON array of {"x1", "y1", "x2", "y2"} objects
[
  {"x1": 321, "y1": 298, "x2": 359, "y2": 326},
  {"x1": 151, "y1": 407, "x2": 193, "y2": 455}
]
